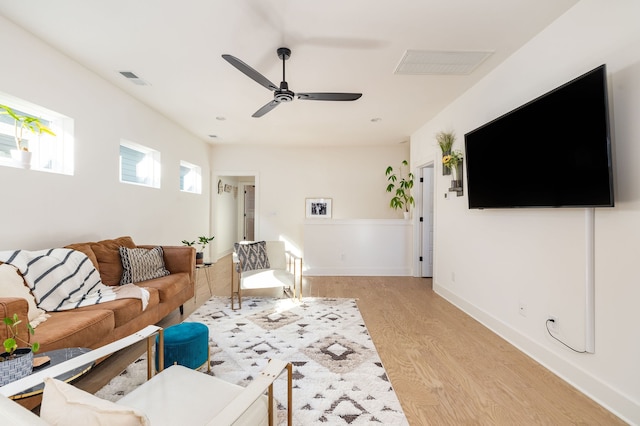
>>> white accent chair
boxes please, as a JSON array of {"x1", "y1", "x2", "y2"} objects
[
  {"x1": 231, "y1": 241, "x2": 303, "y2": 310},
  {"x1": 0, "y1": 326, "x2": 293, "y2": 426}
]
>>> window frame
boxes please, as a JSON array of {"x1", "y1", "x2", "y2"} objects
[
  {"x1": 119, "y1": 139, "x2": 161, "y2": 188},
  {"x1": 179, "y1": 160, "x2": 202, "y2": 194},
  {"x1": 0, "y1": 93, "x2": 74, "y2": 175}
]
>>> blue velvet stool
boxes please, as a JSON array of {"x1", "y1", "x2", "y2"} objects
[{"x1": 156, "y1": 322, "x2": 210, "y2": 372}]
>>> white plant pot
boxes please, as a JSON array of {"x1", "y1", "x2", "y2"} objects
[
  {"x1": 403, "y1": 211, "x2": 410, "y2": 220},
  {"x1": 10, "y1": 149, "x2": 32, "y2": 169}
]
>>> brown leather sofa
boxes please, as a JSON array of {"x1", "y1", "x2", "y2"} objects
[{"x1": 0, "y1": 236, "x2": 195, "y2": 354}]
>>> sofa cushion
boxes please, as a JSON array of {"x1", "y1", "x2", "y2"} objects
[
  {"x1": 234, "y1": 241, "x2": 270, "y2": 272},
  {"x1": 41, "y1": 377, "x2": 150, "y2": 426},
  {"x1": 33, "y1": 309, "x2": 115, "y2": 351},
  {"x1": 139, "y1": 272, "x2": 190, "y2": 303},
  {"x1": 119, "y1": 246, "x2": 170, "y2": 285},
  {"x1": 0, "y1": 263, "x2": 49, "y2": 328},
  {"x1": 73, "y1": 288, "x2": 160, "y2": 328},
  {"x1": 64, "y1": 243, "x2": 100, "y2": 272},
  {"x1": 90, "y1": 236, "x2": 136, "y2": 286}
]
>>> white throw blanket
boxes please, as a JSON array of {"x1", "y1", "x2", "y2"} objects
[{"x1": 0, "y1": 248, "x2": 149, "y2": 312}]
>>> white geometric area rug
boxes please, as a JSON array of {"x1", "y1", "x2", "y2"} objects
[{"x1": 97, "y1": 297, "x2": 408, "y2": 425}]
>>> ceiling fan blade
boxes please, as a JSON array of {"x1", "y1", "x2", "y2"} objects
[
  {"x1": 297, "y1": 92, "x2": 362, "y2": 101},
  {"x1": 222, "y1": 54, "x2": 279, "y2": 91},
  {"x1": 252, "y1": 100, "x2": 280, "y2": 118}
]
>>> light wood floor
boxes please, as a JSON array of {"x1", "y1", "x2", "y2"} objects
[{"x1": 72, "y1": 255, "x2": 623, "y2": 425}]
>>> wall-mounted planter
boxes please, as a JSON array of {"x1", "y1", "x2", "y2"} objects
[
  {"x1": 447, "y1": 161, "x2": 463, "y2": 197},
  {"x1": 442, "y1": 150, "x2": 451, "y2": 176}
]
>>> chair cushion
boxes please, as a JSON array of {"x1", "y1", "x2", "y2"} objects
[
  {"x1": 264, "y1": 241, "x2": 287, "y2": 270},
  {"x1": 41, "y1": 377, "x2": 150, "y2": 426},
  {"x1": 234, "y1": 241, "x2": 270, "y2": 272},
  {"x1": 119, "y1": 246, "x2": 170, "y2": 285},
  {"x1": 241, "y1": 268, "x2": 295, "y2": 289}
]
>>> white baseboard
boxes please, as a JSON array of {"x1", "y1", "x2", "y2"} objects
[
  {"x1": 433, "y1": 282, "x2": 638, "y2": 425},
  {"x1": 305, "y1": 267, "x2": 412, "y2": 276}
]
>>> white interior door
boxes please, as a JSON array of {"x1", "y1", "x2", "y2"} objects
[
  {"x1": 243, "y1": 184, "x2": 255, "y2": 241},
  {"x1": 421, "y1": 167, "x2": 434, "y2": 277}
]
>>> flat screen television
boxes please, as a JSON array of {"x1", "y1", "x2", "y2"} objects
[{"x1": 464, "y1": 64, "x2": 613, "y2": 209}]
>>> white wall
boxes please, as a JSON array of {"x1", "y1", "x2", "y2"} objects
[
  {"x1": 411, "y1": 0, "x2": 640, "y2": 423},
  {"x1": 0, "y1": 15, "x2": 211, "y2": 250},
  {"x1": 304, "y1": 219, "x2": 412, "y2": 275},
  {"x1": 211, "y1": 144, "x2": 409, "y2": 259}
]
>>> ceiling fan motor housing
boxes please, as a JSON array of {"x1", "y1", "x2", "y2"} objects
[
  {"x1": 275, "y1": 90, "x2": 294, "y2": 102},
  {"x1": 275, "y1": 81, "x2": 294, "y2": 102}
]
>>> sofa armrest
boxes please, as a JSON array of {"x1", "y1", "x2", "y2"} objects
[
  {"x1": 137, "y1": 245, "x2": 194, "y2": 272},
  {"x1": 0, "y1": 298, "x2": 30, "y2": 343}
]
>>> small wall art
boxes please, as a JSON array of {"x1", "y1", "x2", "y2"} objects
[{"x1": 305, "y1": 198, "x2": 332, "y2": 219}]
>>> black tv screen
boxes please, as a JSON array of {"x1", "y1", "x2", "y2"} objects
[{"x1": 464, "y1": 64, "x2": 613, "y2": 209}]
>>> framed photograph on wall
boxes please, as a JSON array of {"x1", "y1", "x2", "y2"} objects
[{"x1": 306, "y1": 198, "x2": 332, "y2": 219}]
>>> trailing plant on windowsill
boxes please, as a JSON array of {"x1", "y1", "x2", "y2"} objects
[
  {"x1": 385, "y1": 160, "x2": 415, "y2": 213},
  {"x1": 0, "y1": 104, "x2": 56, "y2": 152},
  {"x1": 2, "y1": 313, "x2": 39, "y2": 360}
]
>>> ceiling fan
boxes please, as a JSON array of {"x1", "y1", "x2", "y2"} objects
[{"x1": 222, "y1": 47, "x2": 362, "y2": 117}]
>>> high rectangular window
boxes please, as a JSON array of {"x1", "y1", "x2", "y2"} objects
[
  {"x1": 179, "y1": 160, "x2": 202, "y2": 194},
  {"x1": 0, "y1": 93, "x2": 73, "y2": 175},
  {"x1": 119, "y1": 140, "x2": 161, "y2": 188}
]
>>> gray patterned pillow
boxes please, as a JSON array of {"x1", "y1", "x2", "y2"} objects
[
  {"x1": 119, "y1": 246, "x2": 170, "y2": 285},
  {"x1": 234, "y1": 241, "x2": 270, "y2": 272}
]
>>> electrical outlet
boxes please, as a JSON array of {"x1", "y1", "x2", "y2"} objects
[
  {"x1": 518, "y1": 302, "x2": 527, "y2": 317},
  {"x1": 548, "y1": 315, "x2": 559, "y2": 333},
  {"x1": 451, "y1": 272, "x2": 455, "y2": 282}
]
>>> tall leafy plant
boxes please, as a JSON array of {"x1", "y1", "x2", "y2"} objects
[{"x1": 385, "y1": 160, "x2": 415, "y2": 213}]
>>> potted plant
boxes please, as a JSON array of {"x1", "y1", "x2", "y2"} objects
[
  {"x1": 385, "y1": 160, "x2": 414, "y2": 219},
  {"x1": 0, "y1": 104, "x2": 56, "y2": 169},
  {"x1": 436, "y1": 131, "x2": 455, "y2": 176},
  {"x1": 1, "y1": 313, "x2": 40, "y2": 386},
  {"x1": 182, "y1": 236, "x2": 214, "y2": 265}
]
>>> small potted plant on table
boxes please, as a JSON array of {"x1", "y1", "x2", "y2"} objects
[
  {"x1": 1, "y1": 313, "x2": 40, "y2": 386},
  {"x1": 182, "y1": 236, "x2": 214, "y2": 265}
]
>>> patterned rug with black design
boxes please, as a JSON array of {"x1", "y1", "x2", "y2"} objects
[{"x1": 97, "y1": 297, "x2": 408, "y2": 425}]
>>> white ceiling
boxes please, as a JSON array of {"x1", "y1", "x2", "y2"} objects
[{"x1": 0, "y1": 0, "x2": 578, "y2": 147}]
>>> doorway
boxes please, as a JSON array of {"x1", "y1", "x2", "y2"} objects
[
  {"x1": 419, "y1": 165, "x2": 434, "y2": 277},
  {"x1": 213, "y1": 172, "x2": 258, "y2": 258}
]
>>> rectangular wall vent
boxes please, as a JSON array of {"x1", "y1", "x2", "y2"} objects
[{"x1": 394, "y1": 50, "x2": 493, "y2": 75}]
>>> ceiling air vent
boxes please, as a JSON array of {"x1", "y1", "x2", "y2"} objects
[
  {"x1": 394, "y1": 50, "x2": 493, "y2": 75},
  {"x1": 118, "y1": 70, "x2": 150, "y2": 86}
]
